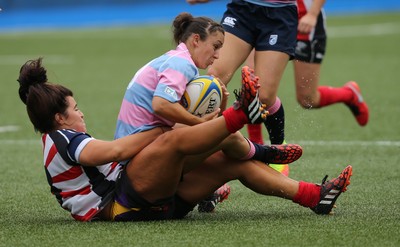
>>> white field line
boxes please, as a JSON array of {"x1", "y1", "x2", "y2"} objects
[
  {"x1": 0, "y1": 139, "x2": 399, "y2": 146},
  {"x1": 328, "y1": 22, "x2": 400, "y2": 38},
  {"x1": 1, "y1": 22, "x2": 398, "y2": 39},
  {"x1": 0, "y1": 139, "x2": 41, "y2": 145},
  {"x1": 0, "y1": 125, "x2": 19, "y2": 133},
  {"x1": 0, "y1": 23, "x2": 397, "y2": 66},
  {"x1": 292, "y1": 140, "x2": 400, "y2": 147},
  {"x1": 0, "y1": 55, "x2": 74, "y2": 65}
]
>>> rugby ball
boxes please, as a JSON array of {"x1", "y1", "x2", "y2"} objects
[{"x1": 180, "y1": 75, "x2": 223, "y2": 117}]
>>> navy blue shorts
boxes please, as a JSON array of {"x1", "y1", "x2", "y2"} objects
[
  {"x1": 111, "y1": 169, "x2": 195, "y2": 221},
  {"x1": 221, "y1": 0, "x2": 298, "y2": 58}
]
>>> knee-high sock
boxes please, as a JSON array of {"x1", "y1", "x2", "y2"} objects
[
  {"x1": 247, "y1": 124, "x2": 263, "y2": 144},
  {"x1": 222, "y1": 107, "x2": 248, "y2": 133},
  {"x1": 318, "y1": 86, "x2": 353, "y2": 107},
  {"x1": 263, "y1": 98, "x2": 285, "y2": 145},
  {"x1": 292, "y1": 181, "x2": 321, "y2": 208}
]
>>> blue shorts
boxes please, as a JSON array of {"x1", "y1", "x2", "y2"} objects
[
  {"x1": 221, "y1": 0, "x2": 298, "y2": 58},
  {"x1": 295, "y1": 12, "x2": 327, "y2": 64},
  {"x1": 111, "y1": 169, "x2": 195, "y2": 221}
]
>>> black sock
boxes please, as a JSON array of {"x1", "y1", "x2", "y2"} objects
[
  {"x1": 264, "y1": 103, "x2": 285, "y2": 144},
  {"x1": 251, "y1": 141, "x2": 280, "y2": 163}
]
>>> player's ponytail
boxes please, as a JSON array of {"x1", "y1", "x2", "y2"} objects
[
  {"x1": 172, "y1": 12, "x2": 224, "y2": 45},
  {"x1": 17, "y1": 57, "x2": 48, "y2": 104},
  {"x1": 17, "y1": 58, "x2": 73, "y2": 133},
  {"x1": 173, "y1": 12, "x2": 194, "y2": 45}
]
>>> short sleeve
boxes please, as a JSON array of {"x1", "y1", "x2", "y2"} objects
[{"x1": 67, "y1": 133, "x2": 95, "y2": 163}]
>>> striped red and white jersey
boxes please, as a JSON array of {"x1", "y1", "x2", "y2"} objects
[
  {"x1": 296, "y1": 0, "x2": 327, "y2": 41},
  {"x1": 42, "y1": 129, "x2": 122, "y2": 221}
]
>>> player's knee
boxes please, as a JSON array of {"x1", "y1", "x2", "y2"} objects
[
  {"x1": 155, "y1": 131, "x2": 176, "y2": 147},
  {"x1": 207, "y1": 67, "x2": 231, "y2": 86},
  {"x1": 259, "y1": 93, "x2": 275, "y2": 107},
  {"x1": 225, "y1": 132, "x2": 244, "y2": 146},
  {"x1": 297, "y1": 94, "x2": 315, "y2": 109}
]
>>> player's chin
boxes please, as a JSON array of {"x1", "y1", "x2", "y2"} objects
[
  {"x1": 78, "y1": 123, "x2": 87, "y2": 133},
  {"x1": 198, "y1": 63, "x2": 210, "y2": 70},
  {"x1": 204, "y1": 61, "x2": 214, "y2": 69}
]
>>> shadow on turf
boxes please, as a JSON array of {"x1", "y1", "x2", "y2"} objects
[{"x1": 11, "y1": 205, "x2": 338, "y2": 225}]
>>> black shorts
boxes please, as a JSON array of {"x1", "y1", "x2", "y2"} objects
[
  {"x1": 221, "y1": 0, "x2": 298, "y2": 58},
  {"x1": 111, "y1": 169, "x2": 195, "y2": 221},
  {"x1": 295, "y1": 11, "x2": 327, "y2": 64},
  {"x1": 295, "y1": 38, "x2": 326, "y2": 64}
]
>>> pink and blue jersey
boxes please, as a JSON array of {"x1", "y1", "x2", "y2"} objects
[{"x1": 114, "y1": 43, "x2": 199, "y2": 139}]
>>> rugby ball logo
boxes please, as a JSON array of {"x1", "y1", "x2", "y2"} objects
[{"x1": 181, "y1": 76, "x2": 223, "y2": 117}]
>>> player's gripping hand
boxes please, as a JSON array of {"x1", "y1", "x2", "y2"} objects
[{"x1": 202, "y1": 108, "x2": 221, "y2": 122}]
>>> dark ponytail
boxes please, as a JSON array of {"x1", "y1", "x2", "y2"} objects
[
  {"x1": 172, "y1": 12, "x2": 224, "y2": 45},
  {"x1": 17, "y1": 58, "x2": 73, "y2": 133},
  {"x1": 17, "y1": 58, "x2": 48, "y2": 104}
]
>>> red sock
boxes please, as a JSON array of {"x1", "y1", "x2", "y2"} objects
[
  {"x1": 318, "y1": 86, "x2": 353, "y2": 107},
  {"x1": 292, "y1": 181, "x2": 321, "y2": 208},
  {"x1": 222, "y1": 107, "x2": 248, "y2": 133},
  {"x1": 247, "y1": 124, "x2": 263, "y2": 144}
]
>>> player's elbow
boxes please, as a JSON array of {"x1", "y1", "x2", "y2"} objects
[
  {"x1": 152, "y1": 105, "x2": 164, "y2": 116},
  {"x1": 153, "y1": 98, "x2": 172, "y2": 117},
  {"x1": 152, "y1": 97, "x2": 166, "y2": 114}
]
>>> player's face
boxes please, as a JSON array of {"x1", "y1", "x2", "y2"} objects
[
  {"x1": 194, "y1": 31, "x2": 224, "y2": 69},
  {"x1": 58, "y1": 96, "x2": 87, "y2": 133}
]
